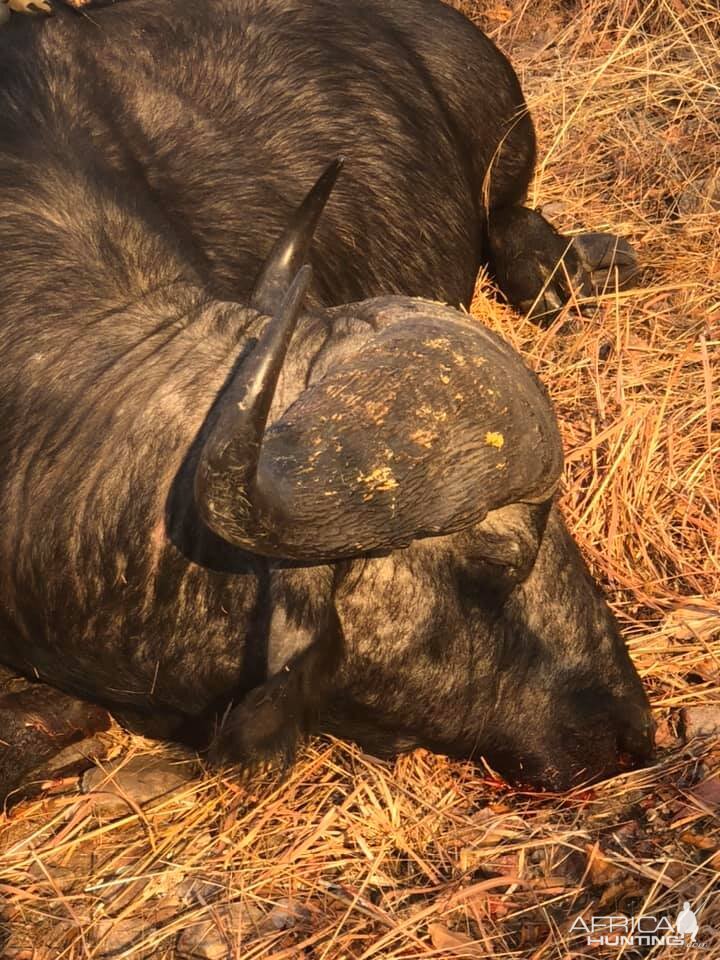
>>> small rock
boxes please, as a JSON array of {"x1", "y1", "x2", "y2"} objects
[
  {"x1": 676, "y1": 175, "x2": 720, "y2": 216},
  {"x1": 556, "y1": 848, "x2": 587, "y2": 885},
  {"x1": 175, "y1": 902, "x2": 266, "y2": 959},
  {"x1": 92, "y1": 917, "x2": 146, "y2": 957},
  {"x1": 613, "y1": 819, "x2": 642, "y2": 843},
  {"x1": 693, "y1": 657, "x2": 720, "y2": 683},
  {"x1": 680, "y1": 705, "x2": 720, "y2": 741},
  {"x1": 0, "y1": 946, "x2": 54, "y2": 960},
  {"x1": 692, "y1": 774, "x2": 720, "y2": 809},
  {"x1": 25, "y1": 862, "x2": 82, "y2": 894},
  {"x1": 82, "y1": 751, "x2": 198, "y2": 817},
  {"x1": 268, "y1": 897, "x2": 311, "y2": 931},
  {"x1": 176, "y1": 876, "x2": 226, "y2": 907},
  {"x1": 39, "y1": 734, "x2": 112, "y2": 782},
  {"x1": 654, "y1": 714, "x2": 680, "y2": 748},
  {"x1": 91, "y1": 904, "x2": 177, "y2": 958}
]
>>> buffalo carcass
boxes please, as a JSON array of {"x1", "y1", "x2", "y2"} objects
[{"x1": 0, "y1": 0, "x2": 652, "y2": 796}]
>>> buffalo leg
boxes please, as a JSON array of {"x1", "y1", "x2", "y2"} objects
[
  {"x1": 210, "y1": 569, "x2": 344, "y2": 778},
  {"x1": 209, "y1": 637, "x2": 340, "y2": 777},
  {"x1": 210, "y1": 664, "x2": 306, "y2": 776},
  {"x1": 487, "y1": 206, "x2": 638, "y2": 325},
  {"x1": 0, "y1": 667, "x2": 112, "y2": 804}
]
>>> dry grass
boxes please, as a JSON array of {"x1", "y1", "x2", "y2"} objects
[{"x1": 1, "y1": 0, "x2": 719, "y2": 956}]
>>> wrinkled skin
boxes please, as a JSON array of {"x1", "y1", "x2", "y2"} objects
[
  {"x1": 0, "y1": 0, "x2": 652, "y2": 796},
  {"x1": 326, "y1": 507, "x2": 652, "y2": 788}
]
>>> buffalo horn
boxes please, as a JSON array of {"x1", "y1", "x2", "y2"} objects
[
  {"x1": 250, "y1": 157, "x2": 344, "y2": 315},
  {"x1": 195, "y1": 264, "x2": 313, "y2": 550}
]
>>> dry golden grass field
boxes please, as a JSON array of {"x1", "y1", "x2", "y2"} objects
[{"x1": 1, "y1": 0, "x2": 719, "y2": 957}]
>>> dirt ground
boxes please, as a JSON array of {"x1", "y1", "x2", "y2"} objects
[{"x1": 1, "y1": 0, "x2": 718, "y2": 957}]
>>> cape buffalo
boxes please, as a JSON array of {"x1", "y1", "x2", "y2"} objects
[{"x1": 0, "y1": 0, "x2": 651, "y2": 798}]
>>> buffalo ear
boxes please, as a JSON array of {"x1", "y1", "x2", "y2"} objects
[{"x1": 458, "y1": 501, "x2": 552, "y2": 605}]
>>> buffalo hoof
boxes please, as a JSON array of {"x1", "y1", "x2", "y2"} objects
[
  {"x1": 571, "y1": 231, "x2": 639, "y2": 293},
  {"x1": 0, "y1": 669, "x2": 112, "y2": 806},
  {"x1": 487, "y1": 205, "x2": 638, "y2": 325},
  {"x1": 209, "y1": 671, "x2": 302, "y2": 784}
]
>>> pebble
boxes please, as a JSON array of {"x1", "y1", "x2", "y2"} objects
[
  {"x1": 681, "y1": 705, "x2": 720, "y2": 740},
  {"x1": 175, "y1": 902, "x2": 265, "y2": 959},
  {"x1": 82, "y1": 751, "x2": 198, "y2": 817}
]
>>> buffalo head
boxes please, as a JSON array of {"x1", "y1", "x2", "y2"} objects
[{"x1": 195, "y1": 161, "x2": 654, "y2": 790}]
